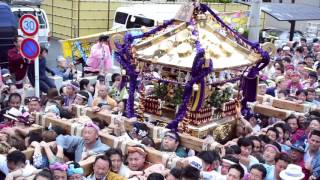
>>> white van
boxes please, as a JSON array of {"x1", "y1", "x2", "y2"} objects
[
  {"x1": 112, "y1": 4, "x2": 182, "y2": 31},
  {"x1": 10, "y1": 5, "x2": 50, "y2": 47}
]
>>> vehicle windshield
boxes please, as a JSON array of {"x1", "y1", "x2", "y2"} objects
[
  {"x1": 126, "y1": 15, "x2": 154, "y2": 29},
  {"x1": 264, "y1": 29, "x2": 283, "y2": 37},
  {"x1": 13, "y1": 10, "x2": 47, "y2": 28},
  {"x1": 114, "y1": 11, "x2": 128, "y2": 25}
]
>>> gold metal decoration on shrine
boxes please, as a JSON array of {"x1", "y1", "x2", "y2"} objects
[
  {"x1": 110, "y1": 33, "x2": 125, "y2": 52},
  {"x1": 261, "y1": 42, "x2": 276, "y2": 57},
  {"x1": 144, "y1": 97, "x2": 163, "y2": 116},
  {"x1": 131, "y1": 5, "x2": 264, "y2": 140},
  {"x1": 187, "y1": 107, "x2": 213, "y2": 126},
  {"x1": 213, "y1": 122, "x2": 233, "y2": 142}
]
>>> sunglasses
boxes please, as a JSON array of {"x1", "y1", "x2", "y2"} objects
[
  {"x1": 164, "y1": 133, "x2": 177, "y2": 141},
  {"x1": 26, "y1": 97, "x2": 40, "y2": 104}
]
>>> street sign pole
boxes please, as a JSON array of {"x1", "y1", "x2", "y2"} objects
[
  {"x1": 19, "y1": 14, "x2": 40, "y2": 97},
  {"x1": 34, "y1": 35, "x2": 40, "y2": 98}
]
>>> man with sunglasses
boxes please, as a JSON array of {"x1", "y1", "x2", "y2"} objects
[
  {"x1": 26, "y1": 96, "x2": 42, "y2": 113},
  {"x1": 55, "y1": 122, "x2": 109, "y2": 162},
  {"x1": 160, "y1": 130, "x2": 187, "y2": 158}
]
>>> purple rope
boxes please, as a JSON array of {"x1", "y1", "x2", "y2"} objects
[
  {"x1": 196, "y1": 78, "x2": 205, "y2": 110},
  {"x1": 167, "y1": 13, "x2": 213, "y2": 131},
  {"x1": 114, "y1": 19, "x2": 175, "y2": 118},
  {"x1": 200, "y1": 3, "x2": 270, "y2": 116}
]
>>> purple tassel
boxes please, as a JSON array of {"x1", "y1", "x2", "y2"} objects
[
  {"x1": 242, "y1": 67, "x2": 258, "y2": 102},
  {"x1": 195, "y1": 78, "x2": 205, "y2": 111}
]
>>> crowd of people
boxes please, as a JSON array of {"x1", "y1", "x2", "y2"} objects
[{"x1": 0, "y1": 32, "x2": 320, "y2": 180}]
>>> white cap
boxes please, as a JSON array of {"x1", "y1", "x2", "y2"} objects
[
  {"x1": 283, "y1": 46, "x2": 290, "y2": 51},
  {"x1": 279, "y1": 164, "x2": 305, "y2": 180},
  {"x1": 187, "y1": 156, "x2": 203, "y2": 171}
]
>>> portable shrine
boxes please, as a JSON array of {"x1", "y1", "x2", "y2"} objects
[{"x1": 111, "y1": 3, "x2": 270, "y2": 142}]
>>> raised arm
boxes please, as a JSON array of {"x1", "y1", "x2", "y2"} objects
[
  {"x1": 56, "y1": 134, "x2": 82, "y2": 151},
  {"x1": 41, "y1": 141, "x2": 57, "y2": 164}
]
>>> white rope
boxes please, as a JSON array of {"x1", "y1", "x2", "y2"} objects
[
  {"x1": 165, "y1": 153, "x2": 179, "y2": 169},
  {"x1": 41, "y1": 114, "x2": 47, "y2": 127},
  {"x1": 269, "y1": 97, "x2": 274, "y2": 106},
  {"x1": 202, "y1": 135, "x2": 215, "y2": 150},
  {"x1": 113, "y1": 138, "x2": 120, "y2": 149},
  {"x1": 76, "y1": 106, "x2": 81, "y2": 118},
  {"x1": 158, "y1": 128, "x2": 167, "y2": 139},
  {"x1": 202, "y1": 142, "x2": 209, "y2": 151},
  {"x1": 210, "y1": 141, "x2": 220, "y2": 151},
  {"x1": 75, "y1": 124, "x2": 84, "y2": 137},
  {"x1": 110, "y1": 114, "x2": 117, "y2": 126},
  {"x1": 35, "y1": 112, "x2": 40, "y2": 125},
  {"x1": 262, "y1": 95, "x2": 269, "y2": 105},
  {"x1": 162, "y1": 153, "x2": 169, "y2": 167},
  {"x1": 285, "y1": 110, "x2": 292, "y2": 119},
  {"x1": 70, "y1": 123, "x2": 77, "y2": 136},
  {"x1": 81, "y1": 107, "x2": 88, "y2": 116},
  {"x1": 70, "y1": 123, "x2": 84, "y2": 136},
  {"x1": 120, "y1": 139, "x2": 130, "y2": 154},
  {"x1": 171, "y1": 156, "x2": 181, "y2": 168},
  {"x1": 152, "y1": 126, "x2": 161, "y2": 140}
]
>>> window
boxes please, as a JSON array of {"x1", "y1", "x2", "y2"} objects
[
  {"x1": 13, "y1": 10, "x2": 46, "y2": 29},
  {"x1": 126, "y1": 15, "x2": 154, "y2": 29},
  {"x1": 37, "y1": 11, "x2": 46, "y2": 29},
  {"x1": 115, "y1": 12, "x2": 128, "y2": 25}
]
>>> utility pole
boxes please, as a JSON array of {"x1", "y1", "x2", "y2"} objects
[{"x1": 248, "y1": 0, "x2": 262, "y2": 42}]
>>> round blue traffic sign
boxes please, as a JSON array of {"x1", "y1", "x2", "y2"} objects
[{"x1": 21, "y1": 38, "x2": 40, "y2": 60}]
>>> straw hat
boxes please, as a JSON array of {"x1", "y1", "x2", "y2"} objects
[
  {"x1": 275, "y1": 76, "x2": 285, "y2": 84},
  {"x1": 279, "y1": 164, "x2": 305, "y2": 180},
  {"x1": 3, "y1": 108, "x2": 22, "y2": 121}
]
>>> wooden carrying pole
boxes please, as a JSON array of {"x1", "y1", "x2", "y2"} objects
[
  {"x1": 34, "y1": 114, "x2": 165, "y2": 175},
  {"x1": 256, "y1": 95, "x2": 313, "y2": 113},
  {"x1": 81, "y1": 108, "x2": 206, "y2": 152}
]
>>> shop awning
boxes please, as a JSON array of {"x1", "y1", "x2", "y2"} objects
[
  {"x1": 242, "y1": 2, "x2": 320, "y2": 40},
  {"x1": 260, "y1": 3, "x2": 320, "y2": 21}
]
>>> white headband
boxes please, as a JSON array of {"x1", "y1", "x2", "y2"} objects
[
  {"x1": 76, "y1": 93, "x2": 87, "y2": 100},
  {"x1": 222, "y1": 159, "x2": 236, "y2": 165}
]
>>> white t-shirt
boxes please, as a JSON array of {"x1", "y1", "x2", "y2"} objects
[
  {"x1": 304, "y1": 148, "x2": 314, "y2": 169},
  {"x1": 118, "y1": 164, "x2": 131, "y2": 178},
  {"x1": 249, "y1": 155, "x2": 259, "y2": 168},
  {"x1": 201, "y1": 170, "x2": 226, "y2": 180},
  {"x1": 0, "y1": 155, "x2": 36, "y2": 176},
  {"x1": 0, "y1": 155, "x2": 9, "y2": 175},
  {"x1": 252, "y1": 125, "x2": 261, "y2": 133}
]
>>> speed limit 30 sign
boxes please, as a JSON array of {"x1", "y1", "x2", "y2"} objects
[{"x1": 19, "y1": 14, "x2": 39, "y2": 37}]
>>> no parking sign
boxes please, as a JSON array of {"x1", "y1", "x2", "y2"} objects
[{"x1": 20, "y1": 38, "x2": 40, "y2": 60}]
